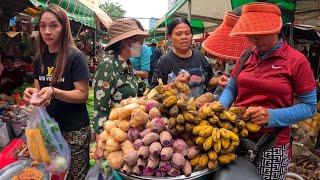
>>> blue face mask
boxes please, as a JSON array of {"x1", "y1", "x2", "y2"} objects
[{"x1": 130, "y1": 42, "x2": 143, "y2": 57}]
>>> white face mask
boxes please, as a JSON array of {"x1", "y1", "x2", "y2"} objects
[{"x1": 130, "y1": 42, "x2": 143, "y2": 57}]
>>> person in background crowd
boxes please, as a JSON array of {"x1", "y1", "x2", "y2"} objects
[
  {"x1": 92, "y1": 19, "x2": 147, "y2": 133},
  {"x1": 23, "y1": 5, "x2": 91, "y2": 179},
  {"x1": 0, "y1": 58, "x2": 24, "y2": 95},
  {"x1": 151, "y1": 17, "x2": 227, "y2": 97},
  {"x1": 218, "y1": 3, "x2": 316, "y2": 179},
  {"x1": 148, "y1": 39, "x2": 162, "y2": 85},
  {"x1": 224, "y1": 59, "x2": 235, "y2": 76},
  {"x1": 129, "y1": 19, "x2": 152, "y2": 86}
]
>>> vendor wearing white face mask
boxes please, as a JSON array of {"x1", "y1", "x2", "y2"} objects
[
  {"x1": 129, "y1": 19, "x2": 152, "y2": 85},
  {"x1": 92, "y1": 19, "x2": 148, "y2": 133}
]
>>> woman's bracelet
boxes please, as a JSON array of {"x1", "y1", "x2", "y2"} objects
[{"x1": 50, "y1": 86, "x2": 55, "y2": 99}]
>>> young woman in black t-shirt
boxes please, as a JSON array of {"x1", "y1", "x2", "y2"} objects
[{"x1": 23, "y1": 5, "x2": 90, "y2": 179}]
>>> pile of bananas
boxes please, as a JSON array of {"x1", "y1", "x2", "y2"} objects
[{"x1": 189, "y1": 103, "x2": 261, "y2": 169}]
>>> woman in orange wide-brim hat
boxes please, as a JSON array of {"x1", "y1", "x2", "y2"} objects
[{"x1": 217, "y1": 2, "x2": 317, "y2": 180}]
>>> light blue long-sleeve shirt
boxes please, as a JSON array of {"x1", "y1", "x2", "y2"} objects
[{"x1": 219, "y1": 77, "x2": 317, "y2": 128}]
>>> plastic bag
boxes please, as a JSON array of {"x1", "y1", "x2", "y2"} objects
[
  {"x1": 25, "y1": 94, "x2": 71, "y2": 174},
  {"x1": 85, "y1": 161, "x2": 112, "y2": 180}
]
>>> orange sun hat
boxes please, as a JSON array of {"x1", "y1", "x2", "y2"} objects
[
  {"x1": 230, "y1": 2, "x2": 282, "y2": 36},
  {"x1": 202, "y1": 12, "x2": 252, "y2": 61}
]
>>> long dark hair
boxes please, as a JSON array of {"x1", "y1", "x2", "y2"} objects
[
  {"x1": 38, "y1": 4, "x2": 75, "y2": 85},
  {"x1": 167, "y1": 17, "x2": 192, "y2": 35}
]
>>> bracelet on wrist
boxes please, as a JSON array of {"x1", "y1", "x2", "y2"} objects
[{"x1": 50, "y1": 86, "x2": 55, "y2": 99}]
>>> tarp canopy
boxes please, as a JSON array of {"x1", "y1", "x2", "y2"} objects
[
  {"x1": 29, "y1": 0, "x2": 112, "y2": 29},
  {"x1": 150, "y1": 0, "x2": 231, "y2": 35}
]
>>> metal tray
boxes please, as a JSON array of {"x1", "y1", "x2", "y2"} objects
[
  {"x1": 0, "y1": 158, "x2": 50, "y2": 180},
  {"x1": 116, "y1": 167, "x2": 219, "y2": 180}
]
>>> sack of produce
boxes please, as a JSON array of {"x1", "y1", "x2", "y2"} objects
[{"x1": 25, "y1": 95, "x2": 71, "y2": 174}]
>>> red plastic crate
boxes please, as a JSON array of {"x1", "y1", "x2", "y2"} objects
[{"x1": 0, "y1": 138, "x2": 24, "y2": 169}]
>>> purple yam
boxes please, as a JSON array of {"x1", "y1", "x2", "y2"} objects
[
  {"x1": 159, "y1": 131, "x2": 173, "y2": 147},
  {"x1": 160, "y1": 147, "x2": 173, "y2": 161},
  {"x1": 134, "y1": 139, "x2": 144, "y2": 150},
  {"x1": 149, "y1": 142, "x2": 162, "y2": 156},
  {"x1": 138, "y1": 146, "x2": 150, "y2": 159},
  {"x1": 128, "y1": 128, "x2": 140, "y2": 142},
  {"x1": 142, "y1": 167, "x2": 155, "y2": 176},
  {"x1": 171, "y1": 153, "x2": 185, "y2": 170},
  {"x1": 155, "y1": 169, "x2": 166, "y2": 177}
]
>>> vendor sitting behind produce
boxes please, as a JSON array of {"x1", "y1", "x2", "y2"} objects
[
  {"x1": 0, "y1": 57, "x2": 24, "y2": 95},
  {"x1": 92, "y1": 19, "x2": 148, "y2": 133}
]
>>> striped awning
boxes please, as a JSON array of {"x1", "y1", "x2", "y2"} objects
[{"x1": 29, "y1": 0, "x2": 97, "y2": 28}]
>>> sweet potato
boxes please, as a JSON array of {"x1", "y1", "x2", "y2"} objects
[
  {"x1": 121, "y1": 140, "x2": 134, "y2": 155},
  {"x1": 109, "y1": 103, "x2": 140, "y2": 120},
  {"x1": 124, "y1": 150, "x2": 139, "y2": 167},
  {"x1": 110, "y1": 127, "x2": 127, "y2": 142},
  {"x1": 171, "y1": 153, "x2": 185, "y2": 170},
  {"x1": 99, "y1": 130, "x2": 111, "y2": 141},
  {"x1": 149, "y1": 142, "x2": 162, "y2": 156},
  {"x1": 159, "y1": 131, "x2": 173, "y2": 147},
  {"x1": 97, "y1": 140, "x2": 106, "y2": 150},
  {"x1": 105, "y1": 138, "x2": 121, "y2": 152},
  {"x1": 107, "y1": 151, "x2": 124, "y2": 169},
  {"x1": 103, "y1": 121, "x2": 117, "y2": 133},
  {"x1": 117, "y1": 120, "x2": 130, "y2": 132},
  {"x1": 130, "y1": 108, "x2": 149, "y2": 128},
  {"x1": 138, "y1": 146, "x2": 150, "y2": 159},
  {"x1": 160, "y1": 147, "x2": 173, "y2": 161},
  {"x1": 149, "y1": 107, "x2": 161, "y2": 120},
  {"x1": 142, "y1": 132, "x2": 159, "y2": 146},
  {"x1": 120, "y1": 98, "x2": 146, "y2": 106}
]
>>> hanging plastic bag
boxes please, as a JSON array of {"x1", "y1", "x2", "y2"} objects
[
  {"x1": 85, "y1": 161, "x2": 112, "y2": 180},
  {"x1": 25, "y1": 93, "x2": 71, "y2": 174}
]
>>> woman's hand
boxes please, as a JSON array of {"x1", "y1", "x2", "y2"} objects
[
  {"x1": 244, "y1": 106, "x2": 269, "y2": 125},
  {"x1": 218, "y1": 75, "x2": 229, "y2": 87},
  {"x1": 30, "y1": 87, "x2": 54, "y2": 107},
  {"x1": 176, "y1": 72, "x2": 190, "y2": 83},
  {"x1": 23, "y1": 87, "x2": 39, "y2": 103}
]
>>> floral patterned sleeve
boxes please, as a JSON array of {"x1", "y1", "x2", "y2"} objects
[{"x1": 93, "y1": 60, "x2": 115, "y2": 133}]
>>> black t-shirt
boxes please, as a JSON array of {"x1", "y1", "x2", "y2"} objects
[
  {"x1": 151, "y1": 49, "x2": 213, "y2": 97},
  {"x1": 34, "y1": 46, "x2": 90, "y2": 131}
]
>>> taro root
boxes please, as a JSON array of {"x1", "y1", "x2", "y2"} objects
[
  {"x1": 150, "y1": 118, "x2": 165, "y2": 133},
  {"x1": 155, "y1": 169, "x2": 166, "y2": 177},
  {"x1": 173, "y1": 139, "x2": 188, "y2": 156},
  {"x1": 124, "y1": 150, "x2": 139, "y2": 167},
  {"x1": 134, "y1": 139, "x2": 144, "y2": 150},
  {"x1": 132, "y1": 165, "x2": 141, "y2": 175},
  {"x1": 187, "y1": 146, "x2": 200, "y2": 159},
  {"x1": 137, "y1": 158, "x2": 147, "y2": 170},
  {"x1": 140, "y1": 128, "x2": 152, "y2": 138},
  {"x1": 142, "y1": 167, "x2": 155, "y2": 176},
  {"x1": 149, "y1": 142, "x2": 162, "y2": 156},
  {"x1": 149, "y1": 107, "x2": 161, "y2": 120},
  {"x1": 147, "y1": 155, "x2": 160, "y2": 169},
  {"x1": 159, "y1": 161, "x2": 172, "y2": 172},
  {"x1": 183, "y1": 160, "x2": 192, "y2": 176},
  {"x1": 167, "y1": 167, "x2": 180, "y2": 177},
  {"x1": 142, "y1": 132, "x2": 159, "y2": 146},
  {"x1": 159, "y1": 131, "x2": 172, "y2": 147},
  {"x1": 121, "y1": 163, "x2": 132, "y2": 174},
  {"x1": 160, "y1": 147, "x2": 173, "y2": 161},
  {"x1": 138, "y1": 146, "x2": 150, "y2": 159},
  {"x1": 171, "y1": 153, "x2": 185, "y2": 170}
]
